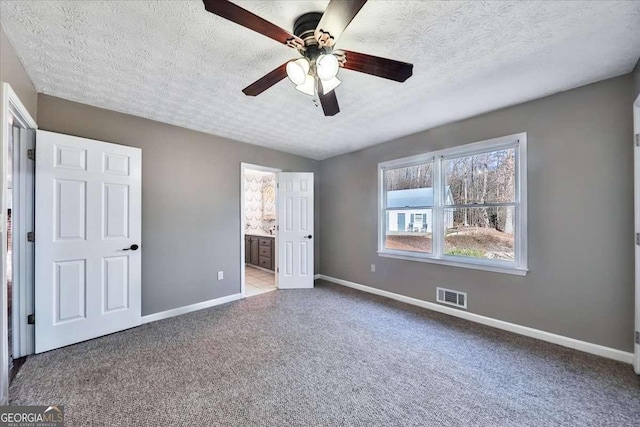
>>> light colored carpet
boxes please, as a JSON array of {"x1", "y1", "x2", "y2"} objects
[{"x1": 9, "y1": 281, "x2": 640, "y2": 426}]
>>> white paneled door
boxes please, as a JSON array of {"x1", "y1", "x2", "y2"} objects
[
  {"x1": 277, "y1": 172, "x2": 314, "y2": 289},
  {"x1": 35, "y1": 130, "x2": 141, "y2": 353}
]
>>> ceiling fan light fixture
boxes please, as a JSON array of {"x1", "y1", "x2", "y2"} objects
[
  {"x1": 316, "y1": 54, "x2": 339, "y2": 81},
  {"x1": 286, "y1": 58, "x2": 310, "y2": 86},
  {"x1": 319, "y1": 76, "x2": 341, "y2": 95},
  {"x1": 205, "y1": 0, "x2": 414, "y2": 116},
  {"x1": 295, "y1": 74, "x2": 316, "y2": 96}
]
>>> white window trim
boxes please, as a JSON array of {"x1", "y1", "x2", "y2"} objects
[{"x1": 377, "y1": 132, "x2": 528, "y2": 276}]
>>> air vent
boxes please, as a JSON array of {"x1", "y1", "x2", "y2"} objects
[{"x1": 437, "y1": 287, "x2": 467, "y2": 309}]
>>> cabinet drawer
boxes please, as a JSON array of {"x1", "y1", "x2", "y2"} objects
[
  {"x1": 259, "y1": 246, "x2": 271, "y2": 257},
  {"x1": 259, "y1": 256, "x2": 272, "y2": 269},
  {"x1": 259, "y1": 238, "x2": 273, "y2": 247}
]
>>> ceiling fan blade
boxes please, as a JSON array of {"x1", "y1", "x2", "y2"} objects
[
  {"x1": 315, "y1": 0, "x2": 368, "y2": 47},
  {"x1": 242, "y1": 63, "x2": 288, "y2": 96},
  {"x1": 338, "y1": 50, "x2": 413, "y2": 82},
  {"x1": 202, "y1": 0, "x2": 304, "y2": 49},
  {"x1": 318, "y1": 80, "x2": 340, "y2": 116}
]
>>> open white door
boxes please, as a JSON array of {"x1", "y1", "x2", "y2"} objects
[
  {"x1": 277, "y1": 172, "x2": 314, "y2": 289},
  {"x1": 35, "y1": 130, "x2": 141, "y2": 353},
  {"x1": 634, "y1": 94, "x2": 640, "y2": 374}
]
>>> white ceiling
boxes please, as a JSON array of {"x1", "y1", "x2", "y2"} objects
[{"x1": 1, "y1": 1, "x2": 639, "y2": 160}]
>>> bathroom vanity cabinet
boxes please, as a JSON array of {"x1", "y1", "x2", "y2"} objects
[{"x1": 245, "y1": 234, "x2": 274, "y2": 271}]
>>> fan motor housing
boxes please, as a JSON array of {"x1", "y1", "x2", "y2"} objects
[
  {"x1": 294, "y1": 12, "x2": 330, "y2": 60},
  {"x1": 293, "y1": 12, "x2": 322, "y2": 39}
]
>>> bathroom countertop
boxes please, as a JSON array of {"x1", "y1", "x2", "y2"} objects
[{"x1": 245, "y1": 230, "x2": 275, "y2": 238}]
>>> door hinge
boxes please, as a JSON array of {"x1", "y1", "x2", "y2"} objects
[
  {"x1": 27, "y1": 149, "x2": 35, "y2": 160},
  {"x1": 27, "y1": 231, "x2": 35, "y2": 242},
  {"x1": 277, "y1": 267, "x2": 279, "y2": 273},
  {"x1": 636, "y1": 331, "x2": 640, "y2": 345},
  {"x1": 635, "y1": 134, "x2": 640, "y2": 147},
  {"x1": 27, "y1": 314, "x2": 35, "y2": 325}
]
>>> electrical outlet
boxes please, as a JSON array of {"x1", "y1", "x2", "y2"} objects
[
  {"x1": 217, "y1": 271, "x2": 224, "y2": 280},
  {"x1": 371, "y1": 264, "x2": 376, "y2": 272}
]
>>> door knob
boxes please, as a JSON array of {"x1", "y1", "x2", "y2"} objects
[
  {"x1": 304, "y1": 235, "x2": 312, "y2": 239},
  {"x1": 123, "y1": 244, "x2": 139, "y2": 251}
]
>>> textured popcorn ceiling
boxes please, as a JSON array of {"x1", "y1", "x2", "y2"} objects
[{"x1": 1, "y1": 1, "x2": 640, "y2": 160}]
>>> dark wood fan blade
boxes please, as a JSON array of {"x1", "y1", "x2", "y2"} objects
[
  {"x1": 202, "y1": 0, "x2": 304, "y2": 49},
  {"x1": 315, "y1": 0, "x2": 368, "y2": 47},
  {"x1": 338, "y1": 50, "x2": 413, "y2": 82},
  {"x1": 242, "y1": 63, "x2": 288, "y2": 96},
  {"x1": 318, "y1": 79, "x2": 340, "y2": 116}
]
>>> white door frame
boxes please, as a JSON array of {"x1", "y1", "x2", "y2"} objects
[
  {"x1": 240, "y1": 163, "x2": 281, "y2": 298},
  {"x1": 0, "y1": 83, "x2": 37, "y2": 404},
  {"x1": 634, "y1": 92, "x2": 640, "y2": 374}
]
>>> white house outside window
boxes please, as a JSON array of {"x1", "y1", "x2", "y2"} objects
[{"x1": 378, "y1": 133, "x2": 528, "y2": 275}]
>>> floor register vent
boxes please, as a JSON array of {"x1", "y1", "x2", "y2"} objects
[{"x1": 437, "y1": 287, "x2": 467, "y2": 309}]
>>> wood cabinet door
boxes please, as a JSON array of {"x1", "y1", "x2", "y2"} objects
[
  {"x1": 250, "y1": 238, "x2": 260, "y2": 266},
  {"x1": 271, "y1": 243, "x2": 275, "y2": 270},
  {"x1": 245, "y1": 236, "x2": 251, "y2": 264}
]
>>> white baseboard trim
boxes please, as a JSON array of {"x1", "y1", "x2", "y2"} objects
[
  {"x1": 317, "y1": 274, "x2": 634, "y2": 365},
  {"x1": 141, "y1": 293, "x2": 243, "y2": 324},
  {"x1": 314, "y1": 274, "x2": 321, "y2": 280}
]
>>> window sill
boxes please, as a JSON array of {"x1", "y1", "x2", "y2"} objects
[{"x1": 377, "y1": 251, "x2": 528, "y2": 276}]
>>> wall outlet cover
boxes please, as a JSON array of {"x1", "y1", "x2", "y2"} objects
[{"x1": 217, "y1": 271, "x2": 223, "y2": 280}]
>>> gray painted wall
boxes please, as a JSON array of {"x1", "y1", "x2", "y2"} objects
[
  {"x1": 319, "y1": 74, "x2": 636, "y2": 352},
  {"x1": 37, "y1": 94, "x2": 320, "y2": 316},
  {"x1": 634, "y1": 58, "x2": 640, "y2": 98},
  {"x1": 0, "y1": 25, "x2": 37, "y2": 120}
]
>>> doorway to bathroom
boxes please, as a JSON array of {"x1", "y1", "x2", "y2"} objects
[{"x1": 241, "y1": 163, "x2": 280, "y2": 297}]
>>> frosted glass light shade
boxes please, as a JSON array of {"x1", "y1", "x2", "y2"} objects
[
  {"x1": 295, "y1": 74, "x2": 315, "y2": 96},
  {"x1": 286, "y1": 58, "x2": 310, "y2": 86},
  {"x1": 319, "y1": 76, "x2": 341, "y2": 95},
  {"x1": 316, "y1": 54, "x2": 339, "y2": 81}
]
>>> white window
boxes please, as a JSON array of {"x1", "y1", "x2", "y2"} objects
[{"x1": 378, "y1": 133, "x2": 527, "y2": 275}]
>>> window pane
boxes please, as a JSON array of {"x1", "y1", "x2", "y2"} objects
[
  {"x1": 445, "y1": 148, "x2": 515, "y2": 205},
  {"x1": 444, "y1": 206, "x2": 514, "y2": 260},
  {"x1": 385, "y1": 162, "x2": 434, "y2": 208},
  {"x1": 385, "y1": 209, "x2": 433, "y2": 253}
]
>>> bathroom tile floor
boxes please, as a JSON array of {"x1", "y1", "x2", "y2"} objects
[{"x1": 245, "y1": 265, "x2": 276, "y2": 296}]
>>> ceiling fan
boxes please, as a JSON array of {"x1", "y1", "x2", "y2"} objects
[{"x1": 202, "y1": 0, "x2": 414, "y2": 116}]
